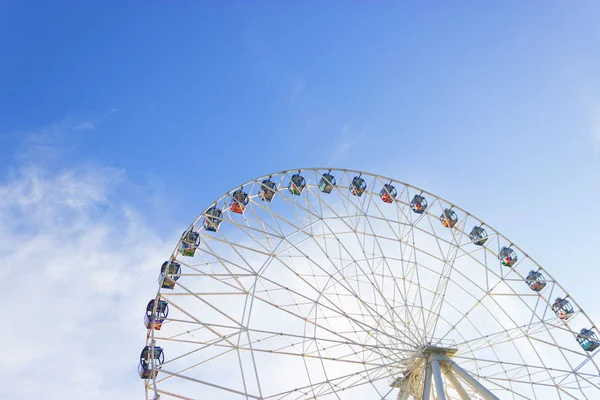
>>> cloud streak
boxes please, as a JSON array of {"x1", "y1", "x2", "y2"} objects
[
  {"x1": 328, "y1": 121, "x2": 376, "y2": 166},
  {"x1": 73, "y1": 108, "x2": 118, "y2": 131},
  {"x1": 288, "y1": 80, "x2": 306, "y2": 101}
]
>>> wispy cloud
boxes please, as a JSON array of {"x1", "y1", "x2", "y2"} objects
[
  {"x1": 328, "y1": 121, "x2": 376, "y2": 165},
  {"x1": 0, "y1": 119, "x2": 171, "y2": 400},
  {"x1": 13, "y1": 109, "x2": 117, "y2": 164},
  {"x1": 73, "y1": 108, "x2": 118, "y2": 131},
  {"x1": 288, "y1": 79, "x2": 306, "y2": 101}
]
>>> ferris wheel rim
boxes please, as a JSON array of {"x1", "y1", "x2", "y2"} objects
[
  {"x1": 173, "y1": 166, "x2": 592, "y2": 325},
  {"x1": 143, "y1": 167, "x2": 600, "y2": 400}
]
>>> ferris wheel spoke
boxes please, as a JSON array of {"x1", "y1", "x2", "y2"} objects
[
  {"x1": 478, "y1": 374, "x2": 591, "y2": 400},
  {"x1": 354, "y1": 192, "x2": 435, "y2": 346},
  {"x1": 298, "y1": 187, "x2": 425, "y2": 347},
  {"x1": 441, "y1": 292, "x2": 586, "y2": 395},
  {"x1": 453, "y1": 353, "x2": 596, "y2": 379},
  {"x1": 423, "y1": 210, "x2": 466, "y2": 340},
  {"x1": 172, "y1": 280, "x2": 244, "y2": 326},
  {"x1": 237, "y1": 338, "x2": 393, "y2": 367},
  {"x1": 255, "y1": 217, "x2": 422, "y2": 350},
  {"x1": 160, "y1": 369, "x2": 262, "y2": 399},
  {"x1": 297, "y1": 371, "x2": 388, "y2": 400},
  {"x1": 159, "y1": 317, "x2": 391, "y2": 353},
  {"x1": 406, "y1": 202, "x2": 434, "y2": 341},
  {"x1": 419, "y1": 258, "x2": 563, "y2": 395},
  {"x1": 336, "y1": 221, "x2": 423, "y2": 347},
  {"x1": 452, "y1": 319, "x2": 571, "y2": 351},
  {"x1": 157, "y1": 329, "x2": 393, "y2": 381},
  {"x1": 265, "y1": 362, "x2": 391, "y2": 399},
  {"x1": 248, "y1": 279, "x2": 415, "y2": 357},
  {"x1": 155, "y1": 334, "x2": 393, "y2": 396},
  {"x1": 151, "y1": 387, "x2": 195, "y2": 399},
  {"x1": 486, "y1": 285, "x2": 583, "y2": 374},
  {"x1": 154, "y1": 335, "x2": 244, "y2": 387},
  {"x1": 224, "y1": 216, "x2": 283, "y2": 251},
  {"x1": 192, "y1": 237, "x2": 254, "y2": 292},
  {"x1": 160, "y1": 295, "x2": 240, "y2": 348}
]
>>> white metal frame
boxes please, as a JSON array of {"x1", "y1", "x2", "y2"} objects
[{"x1": 141, "y1": 168, "x2": 600, "y2": 399}]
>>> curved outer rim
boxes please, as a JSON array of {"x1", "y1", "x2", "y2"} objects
[{"x1": 145, "y1": 167, "x2": 598, "y2": 399}]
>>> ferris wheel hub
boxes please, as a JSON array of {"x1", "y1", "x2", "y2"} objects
[{"x1": 421, "y1": 344, "x2": 458, "y2": 357}]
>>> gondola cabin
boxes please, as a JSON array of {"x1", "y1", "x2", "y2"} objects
[
  {"x1": 410, "y1": 194, "x2": 428, "y2": 214},
  {"x1": 204, "y1": 207, "x2": 223, "y2": 232},
  {"x1": 440, "y1": 209, "x2": 458, "y2": 228},
  {"x1": 230, "y1": 189, "x2": 249, "y2": 214},
  {"x1": 380, "y1": 184, "x2": 397, "y2": 203},
  {"x1": 138, "y1": 345, "x2": 164, "y2": 379},
  {"x1": 551, "y1": 297, "x2": 574, "y2": 320},
  {"x1": 469, "y1": 226, "x2": 488, "y2": 246},
  {"x1": 525, "y1": 270, "x2": 547, "y2": 292},
  {"x1": 159, "y1": 261, "x2": 181, "y2": 289},
  {"x1": 288, "y1": 173, "x2": 306, "y2": 195},
  {"x1": 350, "y1": 176, "x2": 367, "y2": 197},
  {"x1": 259, "y1": 179, "x2": 276, "y2": 202},
  {"x1": 318, "y1": 173, "x2": 336, "y2": 194},
  {"x1": 179, "y1": 230, "x2": 199, "y2": 257},
  {"x1": 144, "y1": 299, "x2": 169, "y2": 330},
  {"x1": 499, "y1": 247, "x2": 517, "y2": 267},
  {"x1": 577, "y1": 329, "x2": 600, "y2": 352}
]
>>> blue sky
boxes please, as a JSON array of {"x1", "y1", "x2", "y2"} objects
[{"x1": 1, "y1": 2, "x2": 600, "y2": 399}]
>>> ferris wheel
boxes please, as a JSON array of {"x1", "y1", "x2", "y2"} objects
[{"x1": 139, "y1": 168, "x2": 600, "y2": 400}]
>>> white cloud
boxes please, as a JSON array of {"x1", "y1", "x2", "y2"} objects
[
  {"x1": 0, "y1": 164, "x2": 171, "y2": 399},
  {"x1": 0, "y1": 118, "x2": 172, "y2": 399},
  {"x1": 0, "y1": 165, "x2": 174, "y2": 400}
]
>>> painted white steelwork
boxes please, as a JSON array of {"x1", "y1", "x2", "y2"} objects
[{"x1": 141, "y1": 168, "x2": 600, "y2": 399}]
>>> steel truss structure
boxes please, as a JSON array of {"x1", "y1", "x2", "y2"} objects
[{"x1": 142, "y1": 168, "x2": 600, "y2": 400}]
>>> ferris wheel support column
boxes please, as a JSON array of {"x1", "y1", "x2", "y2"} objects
[
  {"x1": 439, "y1": 354, "x2": 499, "y2": 400},
  {"x1": 431, "y1": 358, "x2": 448, "y2": 400},
  {"x1": 422, "y1": 360, "x2": 433, "y2": 400},
  {"x1": 441, "y1": 365, "x2": 471, "y2": 400}
]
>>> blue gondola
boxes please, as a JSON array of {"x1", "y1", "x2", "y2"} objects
[
  {"x1": 318, "y1": 172, "x2": 336, "y2": 194},
  {"x1": 551, "y1": 297, "x2": 574, "y2": 320},
  {"x1": 577, "y1": 329, "x2": 600, "y2": 352},
  {"x1": 230, "y1": 188, "x2": 249, "y2": 214},
  {"x1": 138, "y1": 345, "x2": 164, "y2": 379},
  {"x1": 259, "y1": 179, "x2": 277, "y2": 202},
  {"x1": 499, "y1": 246, "x2": 518, "y2": 267},
  {"x1": 469, "y1": 226, "x2": 488, "y2": 246},
  {"x1": 179, "y1": 230, "x2": 199, "y2": 256},
  {"x1": 410, "y1": 194, "x2": 428, "y2": 214},
  {"x1": 440, "y1": 209, "x2": 458, "y2": 228},
  {"x1": 525, "y1": 270, "x2": 547, "y2": 292},
  {"x1": 350, "y1": 176, "x2": 367, "y2": 196},
  {"x1": 159, "y1": 260, "x2": 181, "y2": 290},
  {"x1": 144, "y1": 299, "x2": 169, "y2": 330},
  {"x1": 288, "y1": 173, "x2": 306, "y2": 195},
  {"x1": 380, "y1": 183, "x2": 397, "y2": 203},
  {"x1": 204, "y1": 206, "x2": 223, "y2": 232}
]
